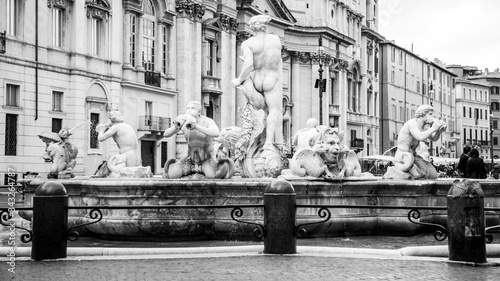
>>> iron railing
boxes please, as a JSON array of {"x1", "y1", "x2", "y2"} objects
[
  {"x1": 145, "y1": 71, "x2": 161, "y2": 87},
  {"x1": 2, "y1": 204, "x2": 499, "y2": 244}
]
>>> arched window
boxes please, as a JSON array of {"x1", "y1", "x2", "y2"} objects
[{"x1": 143, "y1": 0, "x2": 156, "y2": 71}]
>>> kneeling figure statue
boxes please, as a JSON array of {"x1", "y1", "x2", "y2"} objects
[
  {"x1": 163, "y1": 100, "x2": 235, "y2": 179},
  {"x1": 383, "y1": 104, "x2": 447, "y2": 180}
]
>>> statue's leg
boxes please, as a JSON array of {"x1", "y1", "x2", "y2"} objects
[
  {"x1": 263, "y1": 86, "x2": 283, "y2": 151},
  {"x1": 239, "y1": 79, "x2": 266, "y2": 111}
]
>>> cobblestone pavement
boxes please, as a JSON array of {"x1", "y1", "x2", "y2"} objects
[{"x1": 3, "y1": 255, "x2": 500, "y2": 281}]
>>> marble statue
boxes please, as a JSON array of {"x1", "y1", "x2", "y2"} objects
[
  {"x1": 291, "y1": 118, "x2": 327, "y2": 151},
  {"x1": 283, "y1": 127, "x2": 373, "y2": 179},
  {"x1": 163, "y1": 101, "x2": 235, "y2": 179},
  {"x1": 38, "y1": 126, "x2": 80, "y2": 179},
  {"x1": 230, "y1": 14, "x2": 285, "y2": 178},
  {"x1": 383, "y1": 104, "x2": 446, "y2": 180},
  {"x1": 94, "y1": 111, "x2": 151, "y2": 178}
]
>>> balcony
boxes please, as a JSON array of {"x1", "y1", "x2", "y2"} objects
[
  {"x1": 201, "y1": 76, "x2": 222, "y2": 94},
  {"x1": 138, "y1": 116, "x2": 171, "y2": 132},
  {"x1": 350, "y1": 138, "x2": 364, "y2": 152},
  {"x1": 145, "y1": 71, "x2": 161, "y2": 87},
  {"x1": 329, "y1": 104, "x2": 340, "y2": 117}
]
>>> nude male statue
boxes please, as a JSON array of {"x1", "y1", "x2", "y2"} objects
[
  {"x1": 231, "y1": 14, "x2": 283, "y2": 152},
  {"x1": 96, "y1": 111, "x2": 141, "y2": 167},
  {"x1": 164, "y1": 100, "x2": 220, "y2": 168},
  {"x1": 393, "y1": 104, "x2": 447, "y2": 173}
]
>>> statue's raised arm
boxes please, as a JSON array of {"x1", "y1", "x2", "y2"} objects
[{"x1": 384, "y1": 104, "x2": 446, "y2": 180}]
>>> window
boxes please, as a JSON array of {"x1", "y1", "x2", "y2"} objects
[
  {"x1": 391, "y1": 47, "x2": 395, "y2": 62},
  {"x1": 468, "y1": 89, "x2": 471, "y2": 99},
  {"x1": 142, "y1": 1, "x2": 156, "y2": 71},
  {"x1": 130, "y1": 14, "x2": 137, "y2": 67},
  {"x1": 6, "y1": 0, "x2": 18, "y2": 36},
  {"x1": 5, "y1": 84, "x2": 20, "y2": 107},
  {"x1": 366, "y1": 48, "x2": 371, "y2": 71},
  {"x1": 52, "y1": 118, "x2": 62, "y2": 133},
  {"x1": 90, "y1": 18, "x2": 102, "y2": 55},
  {"x1": 398, "y1": 50, "x2": 402, "y2": 65},
  {"x1": 367, "y1": 91, "x2": 372, "y2": 115},
  {"x1": 463, "y1": 128, "x2": 466, "y2": 141},
  {"x1": 494, "y1": 120, "x2": 498, "y2": 130},
  {"x1": 162, "y1": 25, "x2": 168, "y2": 74},
  {"x1": 52, "y1": 91, "x2": 63, "y2": 111},
  {"x1": 491, "y1": 86, "x2": 500, "y2": 95},
  {"x1": 475, "y1": 90, "x2": 477, "y2": 100},
  {"x1": 87, "y1": 0, "x2": 109, "y2": 56},
  {"x1": 391, "y1": 70, "x2": 395, "y2": 83},
  {"x1": 90, "y1": 113, "x2": 100, "y2": 149},
  {"x1": 469, "y1": 107, "x2": 472, "y2": 118},
  {"x1": 52, "y1": 7, "x2": 63, "y2": 47},
  {"x1": 206, "y1": 39, "x2": 216, "y2": 76},
  {"x1": 492, "y1": 102, "x2": 500, "y2": 111},
  {"x1": 392, "y1": 104, "x2": 397, "y2": 119},
  {"x1": 145, "y1": 101, "x2": 153, "y2": 125},
  {"x1": 495, "y1": 137, "x2": 498, "y2": 146},
  {"x1": 5, "y1": 114, "x2": 17, "y2": 155},
  {"x1": 161, "y1": 142, "x2": 168, "y2": 168}
]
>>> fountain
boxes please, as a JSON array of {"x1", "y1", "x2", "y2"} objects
[{"x1": 16, "y1": 18, "x2": 500, "y2": 243}]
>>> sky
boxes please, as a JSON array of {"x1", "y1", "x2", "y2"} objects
[{"x1": 377, "y1": 0, "x2": 500, "y2": 71}]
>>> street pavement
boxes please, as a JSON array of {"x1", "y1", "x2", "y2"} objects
[
  {"x1": 2, "y1": 228, "x2": 500, "y2": 280},
  {"x1": 2, "y1": 254, "x2": 500, "y2": 281}
]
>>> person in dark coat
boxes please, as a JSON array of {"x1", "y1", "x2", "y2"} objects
[
  {"x1": 466, "y1": 148, "x2": 487, "y2": 179},
  {"x1": 457, "y1": 146, "x2": 471, "y2": 177}
]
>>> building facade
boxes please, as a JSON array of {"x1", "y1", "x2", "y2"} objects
[
  {"x1": 379, "y1": 41, "x2": 457, "y2": 157},
  {"x1": 449, "y1": 66, "x2": 500, "y2": 160},
  {"x1": 1, "y1": 0, "x2": 385, "y2": 180},
  {"x1": 453, "y1": 78, "x2": 491, "y2": 159}
]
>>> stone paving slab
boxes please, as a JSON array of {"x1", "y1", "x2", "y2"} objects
[{"x1": 2, "y1": 255, "x2": 500, "y2": 281}]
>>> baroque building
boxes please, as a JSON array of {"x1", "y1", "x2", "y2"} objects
[{"x1": 0, "y1": 0, "x2": 381, "y2": 179}]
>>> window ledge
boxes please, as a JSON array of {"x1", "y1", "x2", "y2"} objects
[
  {"x1": 49, "y1": 110, "x2": 66, "y2": 116},
  {"x1": 2, "y1": 105, "x2": 23, "y2": 111}
]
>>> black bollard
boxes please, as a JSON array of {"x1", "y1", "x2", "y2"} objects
[
  {"x1": 447, "y1": 179, "x2": 486, "y2": 263},
  {"x1": 264, "y1": 179, "x2": 296, "y2": 254},
  {"x1": 31, "y1": 181, "x2": 68, "y2": 261}
]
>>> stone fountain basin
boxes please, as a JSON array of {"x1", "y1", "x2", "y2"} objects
[{"x1": 19, "y1": 177, "x2": 500, "y2": 241}]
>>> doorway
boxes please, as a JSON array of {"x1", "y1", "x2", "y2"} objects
[{"x1": 141, "y1": 140, "x2": 155, "y2": 173}]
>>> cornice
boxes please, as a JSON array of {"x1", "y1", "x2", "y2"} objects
[
  {"x1": 47, "y1": 0, "x2": 73, "y2": 9},
  {"x1": 176, "y1": 0, "x2": 206, "y2": 20},
  {"x1": 285, "y1": 26, "x2": 355, "y2": 46},
  {"x1": 361, "y1": 26, "x2": 385, "y2": 41},
  {"x1": 236, "y1": 31, "x2": 253, "y2": 42},
  {"x1": 86, "y1": 0, "x2": 111, "y2": 21},
  {"x1": 123, "y1": 0, "x2": 143, "y2": 15}
]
